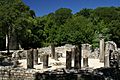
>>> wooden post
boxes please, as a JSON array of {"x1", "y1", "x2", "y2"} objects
[
  {"x1": 74, "y1": 45, "x2": 81, "y2": 69},
  {"x1": 66, "y1": 51, "x2": 72, "y2": 69},
  {"x1": 27, "y1": 49, "x2": 34, "y2": 69},
  {"x1": 33, "y1": 49, "x2": 38, "y2": 65},
  {"x1": 51, "y1": 43, "x2": 55, "y2": 59},
  {"x1": 43, "y1": 54, "x2": 49, "y2": 68}
]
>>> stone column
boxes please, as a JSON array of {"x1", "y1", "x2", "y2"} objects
[
  {"x1": 104, "y1": 42, "x2": 110, "y2": 67},
  {"x1": 51, "y1": 43, "x2": 55, "y2": 59},
  {"x1": 43, "y1": 54, "x2": 49, "y2": 68},
  {"x1": 104, "y1": 55, "x2": 109, "y2": 67},
  {"x1": 99, "y1": 34, "x2": 105, "y2": 62},
  {"x1": 6, "y1": 35, "x2": 8, "y2": 49},
  {"x1": 74, "y1": 45, "x2": 81, "y2": 69},
  {"x1": 27, "y1": 49, "x2": 34, "y2": 69},
  {"x1": 66, "y1": 51, "x2": 72, "y2": 69},
  {"x1": 117, "y1": 50, "x2": 120, "y2": 68},
  {"x1": 94, "y1": 48, "x2": 99, "y2": 59},
  {"x1": 40, "y1": 54, "x2": 43, "y2": 62},
  {"x1": 82, "y1": 44, "x2": 90, "y2": 67},
  {"x1": 109, "y1": 50, "x2": 113, "y2": 67},
  {"x1": 71, "y1": 48, "x2": 75, "y2": 67},
  {"x1": 55, "y1": 53, "x2": 59, "y2": 61},
  {"x1": 33, "y1": 49, "x2": 38, "y2": 65}
]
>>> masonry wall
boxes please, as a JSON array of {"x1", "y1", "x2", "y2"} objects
[{"x1": 0, "y1": 68, "x2": 35, "y2": 80}]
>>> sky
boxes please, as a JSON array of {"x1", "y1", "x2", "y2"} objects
[{"x1": 22, "y1": 0, "x2": 120, "y2": 17}]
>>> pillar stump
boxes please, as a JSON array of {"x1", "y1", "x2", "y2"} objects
[
  {"x1": 27, "y1": 49, "x2": 34, "y2": 69},
  {"x1": 83, "y1": 58, "x2": 88, "y2": 67},
  {"x1": 74, "y1": 45, "x2": 81, "y2": 69},
  {"x1": 71, "y1": 48, "x2": 75, "y2": 67},
  {"x1": 55, "y1": 53, "x2": 58, "y2": 61},
  {"x1": 99, "y1": 34, "x2": 105, "y2": 62},
  {"x1": 33, "y1": 49, "x2": 38, "y2": 65},
  {"x1": 104, "y1": 42, "x2": 110, "y2": 67},
  {"x1": 117, "y1": 51, "x2": 120, "y2": 68},
  {"x1": 51, "y1": 43, "x2": 55, "y2": 59},
  {"x1": 40, "y1": 54, "x2": 43, "y2": 62},
  {"x1": 82, "y1": 44, "x2": 90, "y2": 67},
  {"x1": 104, "y1": 54, "x2": 109, "y2": 67},
  {"x1": 43, "y1": 54, "x2": 49, "y2": 68},
  {"x1": 66, "y1": 51, "x2": 72, "y2": 69}
]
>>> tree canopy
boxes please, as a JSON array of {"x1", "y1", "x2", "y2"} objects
[{"x1": 0, "y1": 0, "x2": 120, "y2": 49}]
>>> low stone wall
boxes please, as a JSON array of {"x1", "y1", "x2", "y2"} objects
[
  {"x1": 0, "y1": 67, "x2": 35, "y2": 80},
  {"x1": 0, "y1": 67, "x2": 120, "y2": 80}
]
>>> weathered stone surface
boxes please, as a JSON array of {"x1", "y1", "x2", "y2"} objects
[
  {"x1": 55, "y1": 53, "x2": 59, "y2": 61},
  {"x1": 12, "y1": 60, "x2": 19, "y2": 68},
  {"x1": 104, "y1": 42, "x2": 110, "y2": 67},
  {"x1": 51, "y1": 43, "x2": 55, "y2": 59},
  {"x1": 106, "y1": 41, "x2": 117, "y2": 51},
  {"x1": 71, "y1": 48, "x2": 75, "y2": 67},
  {"x1": 66, "y1": 51, "x2": 72, "y2": 69},
  {"x1": 94, "y1": 48, "x2": 99, "y2": 59},
  {"x1": 104, "y1": 41, "x2": 117, "y2": 67},
  {"x1": 43, "y1": 54, "x2": 49, "y2": 68},
  {"x1": 74, "y1": 45, "x2": 81, "y2": 69},
  {"x1": 83, "y1": 58, "x2": 88, "y2": 67},
  {"x1": 82, "y1": 44, "x2": 90, "y2": 67},
  {"x1": 33, "y1": 49, "x2": 38, "y2": 65},
  {"x1": 99, "y1": 37, "x2": 105, "y2": 62},
  {"x1": 12, "y1": 50, "x2": 23, "y2": 59},
  {"x1": 27, "y1": 49, "x2": 34, "y2": 69},
  {"x1": 40, "y1": 54, "x2": 43, "y2": 62},
  {"x1": 117, "y1": 50, "x2": 120, "y2": 68}
]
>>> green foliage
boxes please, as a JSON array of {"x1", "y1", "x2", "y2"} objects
[
  {"x1": 1, "y1": 1, "x2": 120, "y2": 49},
  {"x1": 62, "y1": 16, "x2": 94, "y2": 45},
  {"x1": 76, "y1": 8, "x2": 93, "y2": 18},
  {"x1": 0, "y1": 0, "x2": 37, "y2": 49},
  {"x1": 108, "y1": 20, "x2": 120, "y2": 47},
  {"x1": 54, "y1": 8, "x2": 72, "y2": 25}
]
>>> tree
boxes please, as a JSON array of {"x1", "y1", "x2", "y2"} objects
[
  {"x1": 0, "y1": 0, "x2": 35, "y2": 50},
  {"x1": 109, "y1": 20, "x2": 120, "y2": 47},
  {"x1": 60, "y1": 16, "x2": 95, "y2": 45},
  {"x1": 54, "y1": 8, "x2": 72, "y2": 25},
  {"x1": 75, "y1": 8, "x2": 93, "y2": 18}
]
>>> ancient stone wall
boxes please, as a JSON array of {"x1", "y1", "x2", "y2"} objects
[{"x1": 0, "y1": 67, "x2": 35, "y2": 80}]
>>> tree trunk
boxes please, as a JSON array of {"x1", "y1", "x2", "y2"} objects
[{"x1": 9, "y1": 33, "x2": 19, "y2": 50}]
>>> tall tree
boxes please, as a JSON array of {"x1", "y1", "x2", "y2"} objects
[
  {"x1": 0, "y1": 0, "x2": 35, "y2": 50},
  {"x1": 61, "y1": 16, "x2": 94, "y2": 45}
]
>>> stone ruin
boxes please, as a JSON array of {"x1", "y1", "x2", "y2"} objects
[{"x1": 0, "y1": 39, "x2": 120, "y2": 80}]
